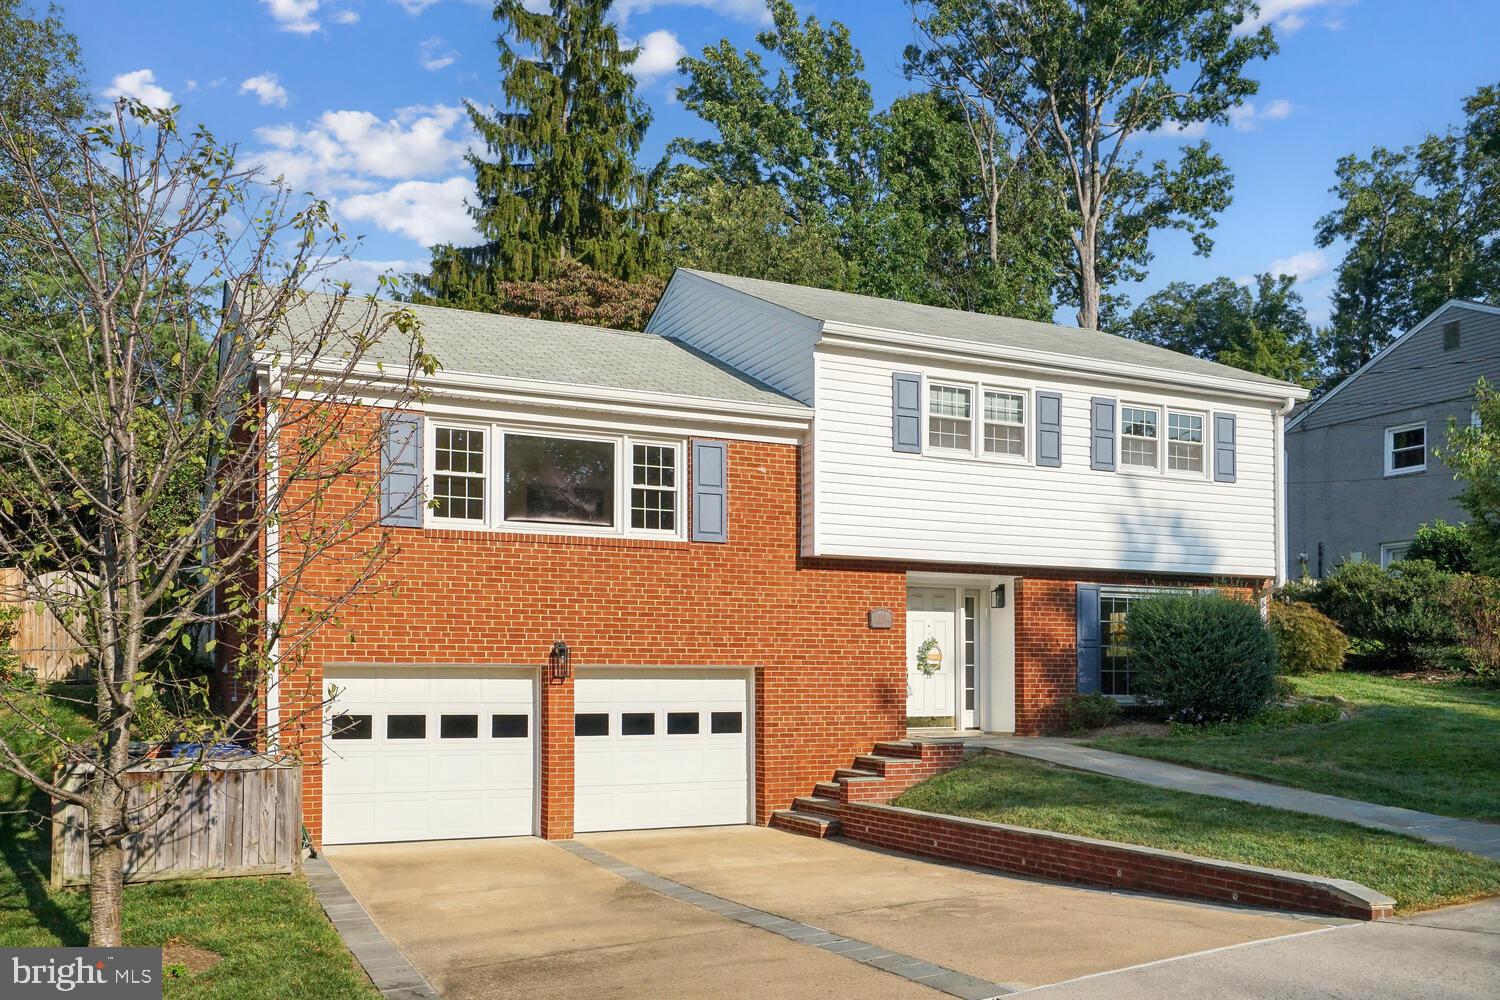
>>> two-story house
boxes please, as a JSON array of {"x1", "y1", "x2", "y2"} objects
[
  {"x1": 229, "y1": 269, "x2": 1307, "y2": 848},
  {"x1": 1287, "y1": 300, "x2": 1500, "y2": 574}
]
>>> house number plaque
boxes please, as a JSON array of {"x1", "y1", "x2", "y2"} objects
[{"x1": 867, "y1": 608, "x2": 894, "y2": 629}]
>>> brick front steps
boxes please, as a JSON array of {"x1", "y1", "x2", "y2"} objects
[{"x1": 771, "y1": 741, "x2": 1395, "y2": 922}]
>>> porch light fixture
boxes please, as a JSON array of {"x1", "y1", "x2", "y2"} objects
[
  {"x1": 991, "y1": 583, "x2": 1006, "y2": 609},
  {"x1": 548, "y1": 639, "x2": 572, "y2": 684}
]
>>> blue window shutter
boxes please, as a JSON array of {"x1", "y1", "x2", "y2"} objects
[
  {"x1": 1036, "y1": 391, "x2": 1062, "y2": 467},
  {"x1": 1214, "y1": 412, "x2": 1237, "y2": 482},
  {"x1": 380, "y1": 412, "x2": 424, "y2": 527},
  {"x1": 1090, "y1": 397, "x2": 1116, "y2": 472},
  {"x1": 1076, "y1": 584, "x2": 1101, "y2": 694},
  {"x1": 891, "y1": 372, "x2": 922, "y2": 453},
  {"x1": 692, "y1": 439, "x2": 728, "y2": 543}
]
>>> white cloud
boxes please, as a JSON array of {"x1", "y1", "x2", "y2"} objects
[
  {"x1": 625, "y1": 29, "x2": 686, "y2": 83},
  {"x1": 104, "y1": 69, "x2": 173, "y2": 108},
  {"x1": 240, "y1": 73, "x2": 290, "y2": 108},
  {"x1": 1229, "y1": 98, "x2": 1293, "y2": 131},
  {"x1": 320, "y1": 257, "x2": 426, "y2": 293},
  {"x1": 1268, "y1": 248, "x2": 1331, "y2": 282},
  {"x1": 394, "y1": 0, "x2": 444, "y2": 12},
  {"x1": 1146, "y1": 119, "x2": 1207, "y2": 139},
  {"x1": 332, "y1": 9, "x2": 360, "y2": 24},
  {"x1": 262, "y1": 0, "x2": 321, "y2": 34},
  {"x1": 339, "y1": 177, "x2": 478, "y2": 246},
  {"x1": 419, "y1": 36, "x2": 459, "y2": 72},
  {"x1": 614, "y1": 0, "x2": 771, "y2": 25},
  {"x1": 1235, "y1": 1, "x2": 1353, "y2": 37},
  {"x1": 251, "y1": 104, "x2": 473, "y2": 192}
]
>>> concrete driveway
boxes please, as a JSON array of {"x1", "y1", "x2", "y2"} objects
[{"x1": 324, "y1": 826, "x2": 1329, "y2": 999}]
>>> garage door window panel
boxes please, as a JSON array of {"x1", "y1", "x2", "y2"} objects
[
  {"x1": 387, "y1": 715, "x2": 426, "y2": 740},
  {"x1": 575, "y1": 713, "x2": 610, "y2": 737},
  {"x1": 492, "y1": 714, "x2": 528, "y2": 739},
  {"x1": 710, "y1": 711, "x2": 742, "y2": 734},
  {"x1": 331, "y1": 714, "x2": 372, "y2": 740},
  {"x1": 666, "y1": 712, "x2": 700, "y2": 735},
  {"x1": 622, "y1": 712, "x2": 656, "y2": 736},
  {"x1": 440, "y1": 714, "x2": 479, "y2": 739}
]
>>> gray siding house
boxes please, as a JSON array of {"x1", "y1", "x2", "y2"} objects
[{"x1": 1287, "y1": 300, "x2": 1500, "y2": 576}]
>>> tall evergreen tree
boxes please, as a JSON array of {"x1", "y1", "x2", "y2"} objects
[{"x1": 419, "y1": 0, "x2": 658, "y2": 305}]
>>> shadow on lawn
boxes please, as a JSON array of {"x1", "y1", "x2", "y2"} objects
[{"x1": 0, "y1": 782, "x2": 86, "y2": 945}]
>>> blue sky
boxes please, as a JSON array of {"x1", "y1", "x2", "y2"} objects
[{"x1": 65, "y1": 0, "x2": 1500, "y2": 324}]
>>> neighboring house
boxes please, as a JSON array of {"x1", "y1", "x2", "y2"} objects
[
  {"x1": 223, "y1": 269, "x2": 1306, "y2": 848},
  {"x1": 1286, "y1": 300, "x2": 1500, "y2": 575}
]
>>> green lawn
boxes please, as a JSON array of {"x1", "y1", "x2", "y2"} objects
[
  {"x1": 1087, "y1": 673, "x2": 1500, "y2": 821},
  {"x1": 0, "y1": 685, "x2": 377, "y2": 999},
  {"x1": 895, "y1": 754, "x2": 1500, "y2": 913}
]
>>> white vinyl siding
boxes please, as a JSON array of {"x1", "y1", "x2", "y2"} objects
[{"x1": 810, "y1": 349, "x2": 1280, "y2": 576}]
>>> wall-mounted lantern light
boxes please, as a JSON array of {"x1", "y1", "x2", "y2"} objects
[
  {"x1": 991, "y1": 583, "x2": 1007, "y2": 609},
  {"x1": 548, "y1": 639, "x2": 572, "y2": 684}
]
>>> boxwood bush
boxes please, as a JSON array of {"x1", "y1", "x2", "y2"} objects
[
  {"x1": 1126, "y1": 594, "x2": 1277, "y2": 723},
  {"x1": 1315, "y1": 558, "x2": 1458, "y2": 667},
  {"x1": 1269, "y1": 600, "x2": 1349, "y2": 674}
]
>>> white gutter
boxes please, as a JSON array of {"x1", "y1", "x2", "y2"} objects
[
  {"x1": 820, "y1": 321, "x2": 1312, "y2": 405},
  {"x1": 1274, "y1": 394, "x2": 1296, "y2": 586},
  {"x1": 262, "y1": 372, "x2": 281, "y2": 750}
]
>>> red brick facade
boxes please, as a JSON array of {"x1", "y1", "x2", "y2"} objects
[{"x1": 256, "y1": 411, "x2": 1264, "y2": 846}]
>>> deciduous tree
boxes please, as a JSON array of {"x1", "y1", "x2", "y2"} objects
[{"x1": 906, "y1": 0, "x2": 1276, "y2": 329}]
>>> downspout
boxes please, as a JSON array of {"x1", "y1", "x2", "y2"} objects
[
  {"x1": 263, "y1": 371, "x2": 281, "y2": 750},
  {"x1": 1273, "y1": 395, "x2": 1295, "y2": 587}
]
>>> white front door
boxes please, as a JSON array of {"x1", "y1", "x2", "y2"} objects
[
  {"x1": 574, "y1": 669, "x2": 750, "y2": 833},
  {"x1": 907, "y1": 588, "x2": 957, "y2": 720},
  {"x1": 321, "y1": 667, "x2": 536, "y2": 845}
]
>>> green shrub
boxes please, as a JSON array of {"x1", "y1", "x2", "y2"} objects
[
  {"x1": 1440, "y1": 573, "x2": 1500, "y2": 683},
  {"x1": 1269, "y1": 601, "x2": 1349, "y2": 674},
  {"x1": 1126, "y1": 594, "x2": 1277, "y2": 724},
  {"x1": 1061, "y1": 692, "x2": 1121, "y2": 734},
  {"x1": 1406, "y1": 519, "x2": 1476, "y2": 573},
  {"x1": 1315, "y1": 559, "x2": 1458, "y2": 667}
]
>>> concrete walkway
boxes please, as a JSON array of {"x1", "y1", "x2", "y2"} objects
[{"x1": 964, "y1": 737, "x2": 1500, "y2": 860}]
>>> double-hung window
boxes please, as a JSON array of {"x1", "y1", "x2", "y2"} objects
[
  {"x1": 1385, "y1": 423, "x2": 1426, "y2": 476},
  {"x1": 629, "y1": 443, "x2": 678, "y2": 532},
  {"x1": 928, "y1": 384, "x2": 973, "y2": 451},
  {"x1": 1166, "y1": 411, "x2": 1205, "y2": 474},
  {"x1": 982, "y1": 390, "x2": 1026, "y2": 458},
  {"x1": 1120, "y1": 406, "x2": 1159, "y2": 471},
  {"x1": 432, "y1": 426, "x2": 487, "y2": 521},
  {"x1": 1100, "y1": 586, "x2": 1192, "y2": 696}
]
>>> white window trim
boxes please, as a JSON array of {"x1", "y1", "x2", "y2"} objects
[
  {"x1": 1164, "y1": 408, "x2": 1209, "y2": 479},
  {"x1": 1384, "y1": 421, "x2": 1427, "y2": 477},
  {"x1": 926, "y1": 382, "x2": 976, "y2": 454},
  {"x1": 1379, "y1": 541, "x2": 1412, "y2": 569},
  {"x1": 427, "y1": 420, "x2": 491, "y2": 527},
  {"x1": 979, "y1": 385, "x2": 1031, "y2": 463},
  {"x1": 423, "y1": 421, "x2": 686, "y2": 540},
  {"x1": 1118, "y1": 402, "x2": 1162, "y2": 475}
]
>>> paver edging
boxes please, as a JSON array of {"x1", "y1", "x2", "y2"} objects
[
  {"x1": 828, "y1": 799, "x2": 1395, "y2": 921},
  {"x1": 304, "y1": 856, "x2": 441, "y2": 1000}
]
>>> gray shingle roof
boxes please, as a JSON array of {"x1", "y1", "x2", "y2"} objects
[
  {"x1": 274, "y1": 292, "x2": 806, "y2": 410},
  {"x1": 680, "y1": 268, "x2": 1302, "y2": 392}
]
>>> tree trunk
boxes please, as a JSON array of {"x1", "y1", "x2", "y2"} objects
[
  {"x1": 87, "y1": 832, "x2": 125, "y2": 947},
  {"x1": 1075, "y1": 231, "x2": 1100, "y2": 330}
]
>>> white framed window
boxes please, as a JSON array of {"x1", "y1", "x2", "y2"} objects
[
  {"x1": 629, "y1": 442, "x2": 680, "y2": 533},
  {"x1": 503, "y1": 431, "x2": 618, "y2": 528},
  {"x1": 1166, "y1": 410, "x2": 1205, "y2": 475},
  {"x1": 928, "y1": 383, "x2": 973, "y2": 451},
  {"x1": 982, "y1": 389, "x2": 1027, "y2": 458},
  {"x1": 1120, "y1": 405, "x2": 1160, "y2": 471},
  {"x1": 1384, "y1": 422, "x2": 1426, "y2": 476},
  {"x1": 431, "y1": 425, "x2": 487, "y2": 522},
  {"x1": 1379, "y1": 542, "x2": 1411, "y2": 568}
]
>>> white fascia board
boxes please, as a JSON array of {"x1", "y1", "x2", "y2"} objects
[
  {"x1": 1288, "y1": 299, "x2": 1500, "y2": 431},
  {"x1": 817, "y1": 321, "x2": 1310, "y2": 406},
  {"x1": 251, "y1": 353, "x2": 812, "y2": 438}
]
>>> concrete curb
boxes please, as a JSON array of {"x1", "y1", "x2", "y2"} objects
[{"x1": 305, "y1": 855, "x2": 441, "y2": 1000}]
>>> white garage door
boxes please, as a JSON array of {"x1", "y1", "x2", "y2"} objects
[
  {"x1": 322, "y1": 667, "x2": 535, "y2": 845},
  {"x1": 574, "y1": 669, "x2": 750, "y2": 833}
]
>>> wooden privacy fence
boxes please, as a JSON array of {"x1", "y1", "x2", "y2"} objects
[
  {"x1": 1, "y1": 567, "x2": 92, "y2": 682},
  {"x1": 52, "y1": 758, "x2": 303, "y2": 888}
]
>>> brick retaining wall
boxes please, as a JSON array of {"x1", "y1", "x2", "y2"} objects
[{"x1": 832, "y1": 800, "x2": 1395, "y2": 921}]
